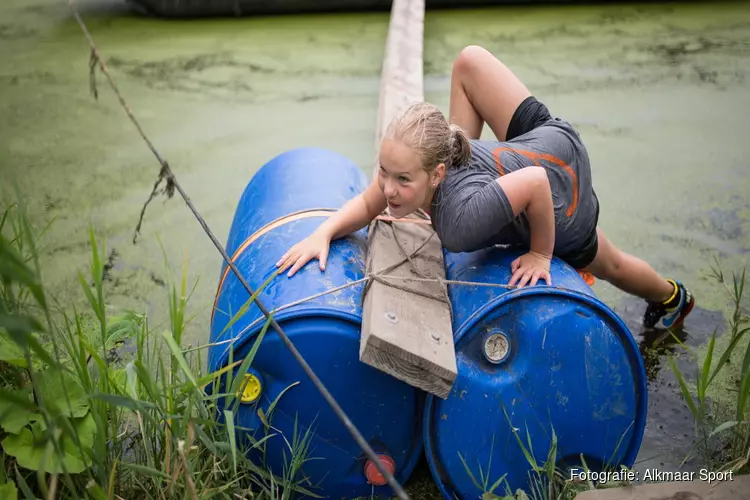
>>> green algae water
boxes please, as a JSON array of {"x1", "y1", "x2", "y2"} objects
[{"x1": 2, "y1": 0, "x2": 749, "y2": 491}]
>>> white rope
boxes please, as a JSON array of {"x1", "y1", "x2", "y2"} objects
[{"x1": 197, "y1": 272, "x2": 518, "y2": 353}]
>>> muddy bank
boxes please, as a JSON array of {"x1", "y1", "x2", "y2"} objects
[{"x1": 1, "y1": 0, "x2": 749, "y2": 484}]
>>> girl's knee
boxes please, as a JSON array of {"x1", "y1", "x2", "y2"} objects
[{"x1": 454, "y1": 45, "x2": 492, "y2": 76}]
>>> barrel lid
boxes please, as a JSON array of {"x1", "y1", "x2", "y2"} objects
[{"x1": 424, "y1": 286, "x2": 647, "y2": 498}]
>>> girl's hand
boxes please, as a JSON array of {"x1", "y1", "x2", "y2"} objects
[
  {"x1": 276, "y1": 232, "x2": 331, "y2": 277},
  {"x1": 509, "y1": 251, "x2": 552, "y2": 287}
]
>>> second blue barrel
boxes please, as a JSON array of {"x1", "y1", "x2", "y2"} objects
[
  {"x1": 423, "y1": 246, "x2": 648, "y2": 498},
  {"x1": 209, "y1": 148, "x2": 423, "y2": 499}
]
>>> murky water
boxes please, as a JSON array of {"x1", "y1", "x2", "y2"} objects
[{"x1": 2, "y1": 0, "x2": 749, "y2": 493}]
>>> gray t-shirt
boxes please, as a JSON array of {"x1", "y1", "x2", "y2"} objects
[{"x1": 430, "y1": 118, "x2": 598, "y2": 255}]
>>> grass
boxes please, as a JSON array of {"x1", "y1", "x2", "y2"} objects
[
  {"x1": 0, "y1": 198, "x2": 317, "y2": 499},
  {"x1": 666, "y1": 257, "x2": 750, "y2": 474},
  {"x1": 1, "y1": 192, "x2": 748, "y2": 500},
  {"x1": 456, "y1": 416, "x2": 633, "y2": 500}
]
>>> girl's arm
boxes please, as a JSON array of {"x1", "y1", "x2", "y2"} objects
[
  {"x1": 497, "y1": 166, "x2": 555, "y2": 258},
  {"x1": 432, "y1": 166, "x2": 554, "y2": 286},
  {"x1": 277, "y1": 178, "x2": 387, "y2": 277},
  {"x1": 318, "y1": 178, "x2": 388, "y2": 240},
  {"x1": 496, "y1": 166, "x2": 555, "y2": 286}
]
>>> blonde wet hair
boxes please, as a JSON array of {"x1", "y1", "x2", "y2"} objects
[{"x1": 384, "y1": 102, "x2": 471, "y2": 172}]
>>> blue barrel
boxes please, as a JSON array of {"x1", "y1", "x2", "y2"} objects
[
  {"x1": 209, "y1": 148, "x2": 423, "y2": 499},
  {"x1": 423, "y1": 246, "x2": 647, "y2": 498}
]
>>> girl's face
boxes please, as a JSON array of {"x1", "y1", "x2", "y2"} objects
[{"x1": 378, "y1": 138, "x2": 442, "y2": 217}]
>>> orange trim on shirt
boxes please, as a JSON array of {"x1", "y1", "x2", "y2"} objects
[{"x1": 492, "y1": 146, "x2": 578, "y2": 216}]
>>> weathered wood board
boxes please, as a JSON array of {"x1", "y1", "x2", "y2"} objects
[{"x1": 359, "y1": 0, "x2": 457, "y2": 399}]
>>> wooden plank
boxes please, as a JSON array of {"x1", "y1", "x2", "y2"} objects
[
  {"x1": 360, "y1": 218, "x2": 456, "y2": 398},
  {"x1": 373, "y1": 0, "x2": 425, "y2": 150},
  {"x1": 359, "y1": 0, "x2": 457, "y2": 399},
  {"x1": 574, "y1": 474, "x2": 750, "y2": 500}
]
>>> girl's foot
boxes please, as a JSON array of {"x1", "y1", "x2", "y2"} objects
[{"x1": 643, "y1": 279, "x2": 695, "y2": 329}]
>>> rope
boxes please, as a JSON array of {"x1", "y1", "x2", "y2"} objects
[
  {"x1": 208, "y1": 226, "x2": 468, "y2": 353},
  {"x1": 362, "y1": 224, "x2": 442, "y2": 302},
  {"x1": 65, "y1": 2, "x2": 410, "y2": 498},
  {"x1": 387, "y1": 219, "x2": 457, "y2": 322},
  {"x1": 204, "y1": 265, "x2": 519, "y2": 361},
  {"x1": 262, "y1": 274, "x2": 516, "y2": 318},
  {"x1": 362, "y1": 215, "x2": 456, "y2": 323}
]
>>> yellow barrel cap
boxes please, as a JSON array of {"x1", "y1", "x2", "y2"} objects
[{"x1": 240, "y1": 373, "x2": 262, "y2": 403}]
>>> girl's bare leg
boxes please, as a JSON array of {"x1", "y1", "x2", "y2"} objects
[
  {"x1": 449, "y1": 45, "x2": 532, "y2": 140},
  {"x1": 583, "y1": 228, "x2": 676, "y2": 302}
]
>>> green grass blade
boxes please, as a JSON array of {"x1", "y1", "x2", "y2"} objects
[
  {"x1": 545, "y1": 426, "x2": 558, "y2": 481},
  {"x1": 458, "y1": 452, "x2": 484, "y2": 492},
  {"x1": 709, "y1": 420, "x2": 738, "y2": 439},
  {"x1": 219, "y1": 269, "x2": 281, "y2": 338},
  {"x1": 133, "y1": 361, "x2": 162, "y2": 408},
  {"x1": 699, "y1": 330, "x2": 716, "y2": 402},
  {"x1": 524, "y1": 426, "x2": 539, "y2": 470},
  {"x1": 740, "y1": 331, "x2": 750, "y2": 381},
  {"x1": 668, "y1": 355, "x2": 701, "y2": 424},
  {"x1": 120, "y1": 462, "x2": 170, "y2": 480},
  {"x1": 225, "y1": 342, "x2": 235, "y2": 411},
  {"x1": 225, "y1": 410, "x2": 238, "y2": 476},
  {"x1": 247, "y1": 432, "x2": 276, "y2": 451},
  {"x1": 14, "y1": 467, "x2": 35, "y2": 500},
  {"x1": 487, "y1": 473, "x2": 508, "y2": 494},
  {"x1": 77, "y1": 272, "x2": 99, "y2": 319},
  {"x1": 161, "y1": 331, "x2": 198, "y2": 390},
  {"x1": 191, "y1": 360, "x2": 242, "y2": 395},
  {"x1": 732, "y1": 268, "x2": 745, "y2": 315},
  {"x1": 737, "y1": 361, "x2": 750, "y2": 423},
  {"x1": 90, "y1": 393, "x2": 158, "y2": 411},
  {"x1": 708, "y1": 327, "x2": 749, "y2": 386},
  {"x1": 265, "y1": 382, "x2": 300, "y2": 423},
  {"x1": 229, "y1": 314, "x2": 273, "y2": 411}
]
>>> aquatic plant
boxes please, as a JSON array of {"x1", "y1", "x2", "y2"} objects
[{"x1": 667, "y1": 257, "x2": 750, "y2": 474}]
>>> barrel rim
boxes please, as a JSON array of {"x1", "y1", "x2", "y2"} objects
[
  {"x1": 423, "y1": 285, "x2": 648, "y2": 499},
  {"x1": 210, "y1": 306, "x2": 363, "y2": 372},
  {"x1": 211, "y1": 208, "x2": 345, "y2": 325}
]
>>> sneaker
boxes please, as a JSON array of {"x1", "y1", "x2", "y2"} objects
[{"x1": 643, "y1": 279, "x2": 695, "y2": 329}]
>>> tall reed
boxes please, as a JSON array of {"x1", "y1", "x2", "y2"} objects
[{"x1": 0, "y1": 199, "x2": 316, "y2": 499}]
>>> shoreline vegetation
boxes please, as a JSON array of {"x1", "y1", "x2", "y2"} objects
[
  {"x1": 1, "y1": 188, "x2": 748, "y2": 500},
  {"x1": 1, "y1": 2, "x2": 748, "y2": 497}
]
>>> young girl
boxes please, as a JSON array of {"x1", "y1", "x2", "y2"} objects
[{"x1": 276, "y1": 45, "x2": 694, "y2": 330}]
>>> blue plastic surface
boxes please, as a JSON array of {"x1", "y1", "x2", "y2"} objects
[
  {"x1": 424, "y1": 246, "x2": 648, "y2": 499},
  {"x1": 210, "y1": 148, "x2": 423, "y2": 499}
]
